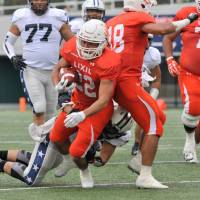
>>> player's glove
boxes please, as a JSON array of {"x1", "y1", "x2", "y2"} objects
[
  {"x1": 10, "y1": 56, "x2": 26, "y2": 70},
  {"x1": 64, "y1": 111, "x2": 86, "y2": 128},
  {"x1": 55, "y1": 76, "x2": 75, "y2": 93},
  {"x1": 166, "y1": 56, "x2": 180, "y2": 77},
  {"x1": 187, "y1": 13, "x2": 198, "y2": 23}
]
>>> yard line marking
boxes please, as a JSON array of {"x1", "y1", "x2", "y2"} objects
[
  {"x1": 0, "y1": 141, "x2": 33, "y2": 144},
  {"x1": 107, "y1": 160, "x2": 186, "y2": 165},
  {"x1": 1, "y1": 180, "x2": 200, "y2": 191}
]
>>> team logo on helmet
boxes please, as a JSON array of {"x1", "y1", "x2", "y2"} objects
[{"x1": 28, "y1": 0, "x2": 49, "y2": 16}]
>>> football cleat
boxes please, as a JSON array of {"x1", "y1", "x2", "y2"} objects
[
  {"x1": 183, "y1": 151, "x2": 198, "y2": 163},
  {"x1": 54, "y1": 156, "x2": 76, "y2": 177},
  {"x1": 136, "y1": 175, "x2": 168, "y2": 189},
  {"x1": 183, "y1": 134, "x2": 198, "y2": 163},
  {"x1": 80, "y1": 168, "x2": 94, "y2": 188},
  {"x1": 128, "y1": 151, "x2": 141, "y2": 174}
]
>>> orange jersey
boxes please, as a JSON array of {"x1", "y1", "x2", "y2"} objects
[
  {"x1": 106, "y1": 11, "x2": 155, "y2": 77},
  {"x1": 174, "y1": 6, "x2": 200, "y2": 75},
  {"x1": 60, "y1": 37, "x2": 121, "y2": 109}
]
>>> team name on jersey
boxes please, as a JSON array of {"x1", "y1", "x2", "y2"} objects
[{"x1": 73, "y1": 61, "x2": 91, "y2": 75}]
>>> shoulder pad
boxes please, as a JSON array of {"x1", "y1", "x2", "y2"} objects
[
  {"x1": 11, "y1": 8, "x2": 30, "y2": 23},
  {"x1": 148, "y1": 47, "x2": 161, "y2": 64},
  {"x1": 48, "y1": 8, "x2": 69, "y2": 23}
]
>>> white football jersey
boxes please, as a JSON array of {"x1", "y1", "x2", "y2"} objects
[
  {"x1": 143, "y1": 46, "x2": 161, "y2": 71},
  {"x1": 12, "y1": 8, "x2": 69, "y2": 70},
  {"x1": 69, "y1": 17, "x2": 84, "y2": 34}
]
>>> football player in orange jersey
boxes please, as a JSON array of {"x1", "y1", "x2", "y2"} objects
[
  {"x1": 163, "y1": 1, "x2": 200, "y2": 164},
  {"x1": 106, "y1": 0, "x2": 198, "y2": 189},
  {"x1": 49, "y1": 19, "x2": 121, "y2": 188}
]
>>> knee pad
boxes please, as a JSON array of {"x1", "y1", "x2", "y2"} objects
[
  {"x1": 184, "y1": 125, "x2": 196, "y2": 133},
  {"x1": 181, "y1": 111, "x2": 200, "y2": 128}
]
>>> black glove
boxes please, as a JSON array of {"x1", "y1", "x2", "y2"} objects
[
  {"x1": 187, "y1": 13, "x2": 198, "y2": 23},
  {"x1": 10, "y1": 56, "x2": 26, "y2": 70}
]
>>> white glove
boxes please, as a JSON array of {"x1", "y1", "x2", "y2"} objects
[
  {"x1": 64, "y1": 111, "x2": 86, "y2": 128},
  {"x1": 141, "y1": 70, "x2": 155, "y2": 88},
  {"x1": 55, "y1": 76, "x2": 69, "y2": 93}
]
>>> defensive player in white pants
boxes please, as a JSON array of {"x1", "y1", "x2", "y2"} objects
[
  {"x1": 0, "y1": 117, "x2": 65, "y2": 186},
  {"x1": 0, "y1": 104, "x2": 133, "y2": 188},
  {"x1": 128, "y1": 34, "x2": 162, "y2": 174},
  {"x1": 3, "y1": 0, "x2": 73, "y2": 126}
]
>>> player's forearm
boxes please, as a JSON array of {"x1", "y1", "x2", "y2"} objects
[
  {"x1": 52, "y1": 58, "x2": 69, "y2": 85},
  {"x1": 162, "y1": 36, "x2": 174, "y2": 58},
  {"x1": 3, "y1": 31, "x2": 18, "y2": 59},
  {"x1": 83, "y1": 80, "x2": 114, "y2": 117},
  {"x1": 83, "y1": 97, "x2": 111, "y2": 117},
  {"x1": 52, "y1": 64, "x2": 61, "y2": 85}
]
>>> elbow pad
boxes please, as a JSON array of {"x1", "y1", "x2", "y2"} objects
[{"x1": 3, "y1": 31, "x2": 18, "y2": 59}]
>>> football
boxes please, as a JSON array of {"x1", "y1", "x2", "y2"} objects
[{"x1": 59, "y1": 67, "x2": 79, "y2": 86}]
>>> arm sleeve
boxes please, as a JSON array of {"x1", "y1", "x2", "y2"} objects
[{"x1": 2, "y1": 31, "x2": 18, "y2": 59}]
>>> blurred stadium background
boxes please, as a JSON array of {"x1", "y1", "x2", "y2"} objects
[{"x1": 0, "y1": 0, "x2": 195, "y2": 107}]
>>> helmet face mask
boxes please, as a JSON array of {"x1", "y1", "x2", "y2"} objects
[
  {"x1": 81, "y1": 0, "x2": 105, "y2": 21},
  {"x1": 196, "y1": 0, "x2": 200, "y2": 13},
  {"x1": 76, "y1": 19, "x2": 108, "y2": 60},
  {"x1": 123, "y1": 0, "x2": 157, "y2": 13},
  {"x1": 28, "y1": 0, "x2": 49, "y2": 16},
  {"x1": 111, "y1": 105, "x2": 134, "y2": 133},
  {"x1": 84, "y1": 9, "x2": 105, "y2": 21}
]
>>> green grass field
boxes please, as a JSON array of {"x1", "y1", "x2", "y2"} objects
[{"x1": 0, "y1": 108, "x2": 200, "y2": 200}]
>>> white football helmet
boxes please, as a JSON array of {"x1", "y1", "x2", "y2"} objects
[
  {"x1": 123, "y1": 0, "x2": 157, "y2": 13},
  {"x1": 81, "y1": 0, "x2": 105, "y2": 21},
  {"x1": 76, "y1": 19, "x2": 108, "y2": 60},
  {"x1": 196, "y1": 0, "x2": 200, "y2": 13},
  {"x1": 111, "y1": 105, "x2": 134, "y2": 133}
]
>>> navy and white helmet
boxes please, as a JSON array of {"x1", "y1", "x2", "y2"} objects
[
  {"x1": 111, "y1": 105, "x2": 134, "y2": 133},
  {"x1": 81, "y1": 0, "x2": 105, "y2": 21},
  {"x1": 28, "y1": 0, "x2": 49, "y2": 16}
]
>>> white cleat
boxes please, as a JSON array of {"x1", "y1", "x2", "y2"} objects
[
  {"x1": 128, "y1": 151, "x2": 141, "y2": 175},
  {"x1": 183, "y1": 151, "x2": 198, "y2": 163},
  {"x1": 183, "y1": 135, "x2": 198, "y2": 163},
  {"x1": 136, "y1": 175, "x2": 168, "y2": 189},
  {"x1": 80, "y1": 168, "x2": 94, "y2": 189},
  {"x1": 54, "y1": 156, "x2": 76, "y2": 177}
]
